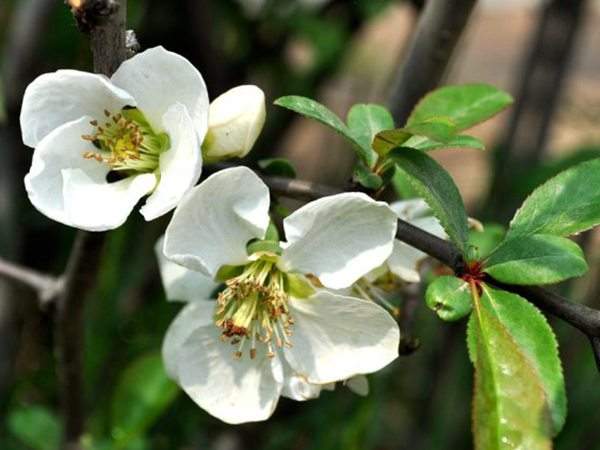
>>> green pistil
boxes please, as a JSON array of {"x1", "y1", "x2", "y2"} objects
[{"x1": 81, "y1": 107, "x2": 170, "y2": 174}]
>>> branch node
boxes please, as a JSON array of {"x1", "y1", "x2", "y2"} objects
[{"x1": 66, "y1": 0, "x2": 120, "y2": 33}]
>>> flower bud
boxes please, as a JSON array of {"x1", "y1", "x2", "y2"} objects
[{"x1": 202, "y1": 85, "x2": 266, "y2": 161}]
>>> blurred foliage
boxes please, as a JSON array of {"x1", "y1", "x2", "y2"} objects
[{"x1": 1, "y1": 0, "x2": 600, "y2": 449}]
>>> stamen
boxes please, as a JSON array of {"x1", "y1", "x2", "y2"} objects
[
  {"x1": 81, "y1": 107, "x2": 169, "y2": 174},
  {"x1": 214, "y1": 259, "x2": 296, "y2": 360}
]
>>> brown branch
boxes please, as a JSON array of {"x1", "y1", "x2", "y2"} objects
[
  {"x1": 58, "y1": 2, "x2": 128, "y2": 449},
  {"x1": 0, "y1": 257, "x2": 62, "y2": 305},
  {"x1": 387, "y1": 0, "x2": 478, "y2": 124}
]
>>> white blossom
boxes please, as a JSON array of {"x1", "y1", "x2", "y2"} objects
[
  {"x1": 384, "y1": 199, "x2": 447, "y2": 283},
  {"x1": 158, "y1": 167, "x2": 400, "y2": 424},
  {"x1": 21, "y1": 46, "x2": 209, "y2": 231},
  {"x1": 202, "y1": 85, "x2": 266, "y2": 161}
]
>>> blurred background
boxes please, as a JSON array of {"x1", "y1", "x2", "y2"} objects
[{"x1": 1, "y1": 0, "x2": 600, "y2": 448}]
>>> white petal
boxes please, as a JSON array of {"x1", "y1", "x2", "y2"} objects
[
  {"x1": 175, "y1": 325, "x2": 283, "y2": 424},
  {"x1": 62, "y1": 169, "x2": 156, "y2": 231},
  {"x1": 388, "y1": 217, "x2": 446, "y2": 282},
  {"x1": 140, "y1": 103, "x2": 202, "y2": 221},
  {"x1": 111, "y1": 46, "x2": 209, "y2": 141},
  {"x1": 284, "y1": 291, "x2": 400, "y2": 384},
  {"x1": 389, "y1": 198, "x2": 430, "y2": 221},
  {"x1": 164, "y1": 167, "x2": 270, "y2": 277},
  {"x1": 20, "y1": 70, "x2": 134, "y2": 147},
  {"x1": 346, "y1": 375, "x2": 369, "y2": 396},
  {"x1": 162, "y1": 300, "x2": 215, "y2": 381},
  {"x1": 280, "y1": 193, "x2": 397, "y2": 289},
  {"x1": 387, "y1": 240, "x2": 424, "y2": 283},
  {"x1": 280, "y1": 359, "x2": 323, "y2": 401},
  {"x1": 155, "y1": 236, "x2": 218, "y2": 302},
  {"x1": 203, "y1": 85, "x2": 266, "y2": 160},
  {"x1": 24, "y1": 117, "x2": 154, "y2": 231},
  {"x1": 411, "y1": 216, "x2": 447, "y2": 239}
]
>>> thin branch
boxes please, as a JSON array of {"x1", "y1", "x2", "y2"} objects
[
  {"x1": 387, "y1": 0, "x2": 478, "y2": 124},
  {"x1": 259, "y1": 174, "x2": 600, "y2": 367},
  {"x1": 58, "y1": 1, "x2": 128, "y2": 449},
  {"x1": 0, "y1": 257, "x2": 62, "y2": 305}
]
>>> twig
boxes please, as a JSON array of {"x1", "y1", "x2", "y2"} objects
[
  {"x1": 260, "y1": 174, "x2": 600, "y2": 367},
  {"x1": 58, "y1": 2, "x2": 128, "y2": 449},
  {"x1": 387, "y1": 0, "x2": 478, "y2": 124},
  {"x1": 0, "y1": 257, "x2": 62, "y2": 305},
  {"x1": 487, "y1": 0, "x2": 587, "y2": 221}
]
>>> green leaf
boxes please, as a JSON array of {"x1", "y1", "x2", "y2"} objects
[
  {"x1": 388, "y1": 147, "x2": 469, "y2": 253},
  {"x1": 372, "y1": 129, "x2": 412, "y2": 156},
  {"x1": 508, "y1": 158, "x2": 600, "y2": 238},
  {"x1": 346, "y1": 103, "x2": 394, "y2": 151},
  {"x1": 468, "y1": 223, "x2": 505, "y2": 260},
  {"x1": 274, "y1": 96, "x2": 376, "y2": 166},
  {"x1": 111, "y1": 352, "x2": 179, "y2": 445},
  {"x1": 353, "y1": 160, "x2": 383, "y2": 190},
  {"x1": 405, "y1": 134, "x2": 486, "y2": 152},
  {"x1": 484, "y1": 234, "x2": 588, "y2": 285},
  {"x1": 408, "y1": 83, "x2": 513, "y2": 131},
  {"x1": 425, "y1": 276, "x2": 472, "y2": 321},
  {"x1": 468, "y1": 285, "x2": 566, "y2": 447},
  {"x1": 258, "y1": 158, "x2": 297, "y2": 178},
  {"x1": 8, "y1": 406, "x2": 61, "y2": 450},
  {"x1": 402, "y1": 116, "x2": 458, "y2": 143}
]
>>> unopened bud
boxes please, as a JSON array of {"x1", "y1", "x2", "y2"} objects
[{"x1": 202, "y1": 85, "x2": 266, "y2": 161}]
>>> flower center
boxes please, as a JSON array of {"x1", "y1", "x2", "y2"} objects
[
  {"x1": 215, "y1": 259, "x2": 294, "y2": 360},
  {"x1": 81, "y1": 108, "x2": 170, "y2": 173}
]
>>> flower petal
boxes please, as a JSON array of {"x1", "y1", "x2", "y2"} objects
[
  {"x1": 284, "y1": 291, "x2": 399, "y2": 384},
  {"x1": 387, "y1": 240, "x2": 424, "y2": 283},
  {"x1": 203, "y1": 85, "x2": 266, "y2": 160},
  {"x1": 155, "y1": 236, "x2": 218, "y2": 302},
  {"x1": 24, "y1": 116, "x2": 154, "y2": 231},
  {"x1": 162, "y1": 300, "x2": 215, "y2": 381},
  {"x1": 140, "y1": 103, "x2": 202, "y2": 221},
  {"x1": 20, "y1": 70, "x2": 134, "y2": 147},
  {"x1": 346, "y1": 375, "x2": 369, "y2": 396},
  {"x1": 164, "y1": 167, "x2": 270, "y2": 277},
  {"x1": 388, "y1": 216, "x2": 447, "y2": 282},
  {"x1": 389, "y1": 198, "x2": 431, "y2": 221},
  {"x1": 175, "y1": 324, "x2": 283, "y2": 424},
  {"x1": 62, "y1": 169, "x2": 156, "y2": 231},
  {"x1": 280, "y1": 193, "x2": 397, "y2": 289},
  {"x1": 111, "y1": 46, "x2": 209, "y2": 140},
  {"x1": 280, "y1": 359, "x2": 323, "y2": 401}
]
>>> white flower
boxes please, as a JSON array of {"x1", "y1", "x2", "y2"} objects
[
  {"x1": 158, "y1": 166, "x2": 400, "y2": 424},
  {"x1": 384, "y1": 199, "x2": 447, "y2": 283},
  {"x1": 202, "y1": 85, "x2": 266, "y2": 161},
  {"x1": 21, "y1": 46, "x2": 209, "y2": 231}
]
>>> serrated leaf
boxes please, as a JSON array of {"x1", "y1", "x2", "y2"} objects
[
  {"x1": 373, "y1": 129, "x2": 412, "y2": 156},
  {"x1": 408, "y1": 83, "x2": 513, "y2": 131},
  {"x1": 8, "y1": 406, "x2": 61, "y2": 450},
  {"x1": 402, "y1": 116, "x2": 457, "y2": 142},
  {"x1": 425, "y1": 276, "x2": 472, "y2": 321},
  {"x1": 388, "y1": 147, "x2": 469, "y2": 253},
  {"x1": 111, "y1": 352, "x2": 179, "y2": 445},
  {"x1": 469, "y1": 285, "x2": 566, "y2": 448},
  {"x1": 406, "y1": 133, "x2": 486, "y2": 152},
  {"x1": 258, "y1": 158, "x2": 297, "y2": 178},
  {"x1": 508, "y1": 158, "x2": 600, "y2": 238},
  {"x1": 346, "y1": 103, "x2": 394, "y2": 152},
  {"x1": 484, "y1": 234, "x2": 588, "y2": 285},
  {"x1": 468, "y1": 223, "x2": 505, "y2": 260},
  {"x1": 274, "y1": 96, "x2": 376, "y2": 166}
]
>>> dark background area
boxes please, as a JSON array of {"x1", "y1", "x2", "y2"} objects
[{"x1": 1, "y1": 0, "x2": 599, "y2": 449}]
